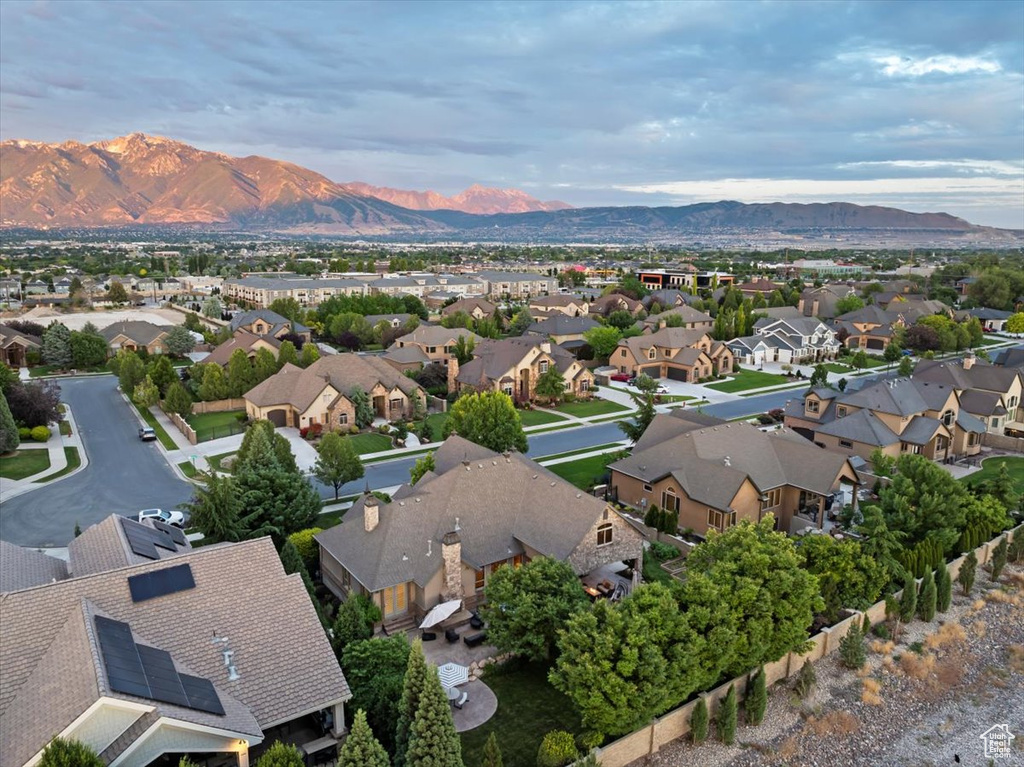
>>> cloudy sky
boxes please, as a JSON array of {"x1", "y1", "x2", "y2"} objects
[{"x1": 2, "y1": 0, "x2": 1022, "y2": 227}]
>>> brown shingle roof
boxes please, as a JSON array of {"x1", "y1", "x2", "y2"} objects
[
  {"x1": 100, "y1": 321, "x2": 169, "y2": 346},
  {"x1": 0, "y1": 541, "x2": 68, "y2": 591},
  {"x1": 204, "y1": 330, "x2": 281, "y2": 367}
]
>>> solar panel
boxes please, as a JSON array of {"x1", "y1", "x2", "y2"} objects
[
  {"x1": 180, "y1": 674, "x2": 226, "y2": 716},
  {"x1": 120, "y1": 517, "x2": 181, "y2": 559},
  {"x1": 128, "y1": 564, "x2": 195, "y2": 602},
  {"x1": 137, "y1": 644, "x2": 190, "y2": 707},
  {"x1": 95, "y1": 616, "x2": 150, "y2": 699},
  {"x1": 153, "y1": 520, "x2": 188, "y2": 546}
]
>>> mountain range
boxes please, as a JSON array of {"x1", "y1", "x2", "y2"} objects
[{"x1": 0, "y1": 133, "x2": 1010, "y2": 240}]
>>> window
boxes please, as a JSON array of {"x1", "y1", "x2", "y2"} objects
[
  {"x1": 620, "y1": 349, "x2": 627, "y2": 357},
  {"x1": 581, "y1": 379, "x2": 591, "y2": 392},
  {"x1": 936, "y1": 436, "x2": 948, "y2": 451},
  {"x1": 836, "y1": 406, "x2": 847, "y2": 418},
  {"x1": 707, "y1": 509, "x2": 735, "y2": 530},
  {"x1": 490, "y1": 562, "x2": 503, "y2": 574},
  {"x1": 338, "y1": 413, "x2": 348, "y2": 425},
  {"x1": 539, "y1": 360, "x2": 549, "y2": 374},
  {"x1": 648, "y1": 348, "x2": 657, "y2": 360},
  {"x1": 643, "y1": 483, "x2": 653, "y2": 492},
  {"x1": 968, "y1": 432, "x2": 978, "y2": 446},
  {"x1": 942, "y1": 409, "x2": 954, "y2": 427},
  {"x1": 839, "y1": 439, "x2": 853, "y2": 449},
  {"x1": 807, "y1": 399, "x2": 820, "y2": 413},
  {"x1": 502, "y1": 384, "x2": 513, "y2": 396},
  {"x1": 427, "y1": 346, "x2": 436, "y2": 354},
  {"x1": 760, "y1": 488, "x2": 781, "y2": 510},
  {"x1": 474, "y1": 569, "x2": 485, "y2": 592},
  {"x1": 597, "y1": 523, "x2": 613, "y2": 546},
  {"x1": 661, "y1": 489, "x2": 680, "y2": 512},
  {"x1": 390, "y1": 398, "x2": 403, "y2": 411}
]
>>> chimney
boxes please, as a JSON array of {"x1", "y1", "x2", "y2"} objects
[
  {"x1": 963, "y1": 350, "x2": 975, "y2": 370},
  {"x1": 447, "y1": 356, "x2": 459, "y2": 396},
  {"x1": 441, "y1": 531, "x2": 464, "y2": 601},
  {"x1": 540, "y1": 341, "x2": 551, "y2": 354},
  {"x1": 363, "y1": 494, "x2": 379, "y2": 533}
]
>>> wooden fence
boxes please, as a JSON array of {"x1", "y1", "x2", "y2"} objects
[
  {"x1": 166, "y1": 411, "x2": 198, "y2": 446},
  {"x1": 191, "y1": 398, "x2": 248, "y2": 414},
  {"x1": 591, "y1": 523, "x2": 1022, "y2": 766}
]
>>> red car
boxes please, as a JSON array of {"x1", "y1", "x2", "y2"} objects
[{"x1": 610, "y1": 372, "x2": 632, "y2": 382}]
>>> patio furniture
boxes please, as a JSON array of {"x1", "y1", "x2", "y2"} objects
[
  {"x1": 420, "y1": 598, "x2": 463, "y2": 630},
  {"x1": 438, "y1": 662, "x2": 470, "y2": 690},
  {"x1": 421, "y1": 630, "x2": 437, "y2": 642},
  {"x1": 446, "y1": 686, "x2": 460, "y2": 702},
  {"x1": 470, "y1": 611, "x2": 485, "y2": 630},
  {"x1": 454, "y1": 691, "x2": 469, "y2": 709},
  {"x1": 464, "y1": 631, "x2": 487, "y2": 647},
  {"x1": 583, "y1": 586, "x2": 600, "y2": 600},
  {"x1": 445, "y1": 628, "x2": 460, "y2": 643},
  {"x1": 300, "y1": 736, "x2": 338, "y2": 767}
]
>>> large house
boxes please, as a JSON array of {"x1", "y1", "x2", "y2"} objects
[
  {"x1": 383, "y1": 326, "x2": 483, "y2": 373},
  {"x1": 833, "y1": 305, "x2": 906, "y2": 351},
  {"x1": 797, "y1": 284, "x2": 858, "y2": 319},
  {"x1": 454, "y1": 338, "x2": 595, "y2": 403},
  {"x1": 955, "y1": 308, "x2": 1013, "y2": 333},
  {"x1": 0, "y1": 516, "x2": 349, "y2": 767},
  {"x1": 589, "y1": 293, "x2": 643, "y2": 318},
  {"x1": 728, "y1": 317, "x2": 840, "y2": 366},
  {"x1": 913, "y1": 354, "x2": 1023, "y2": 435},
  {"x1": 101, "y1": 321, "x2": 172, "y2": 356},
  {"x1": 642, "y1": 305, "x2": 714, "y2": 331},
  {"x1": 783, "y1": 377, "x2": 987, "y2": 462},
  {"x1": 439, "y1": 297, "x2": 497, "y2": 320},
  {"x1": 0, "y1": 324, "x2": 41, "y2": 368},
  {"x1": 527, "y1": 295, "x2": 589, "y2": 318},
  {"x1": 613, "y1": 327, "x2": 734, "y2": 381},
  {"x1": 316, "y1": 435, "x2": 645, "y2": 625},
  {"x1": 244, "y1": 354, "x2": 428, "y2": 429},
  {"x1": 607, "y1": 411, "x2": 860, "y2": 536},
  {"x1": 525, "y1": 315, "x2": 601, "y2": 346},
  {"x1": 204, "y1": 331, "x2": 283, "y2": 368},
  {"x1": 230, "y1": 309, "x2": 311, "y2": 344}
]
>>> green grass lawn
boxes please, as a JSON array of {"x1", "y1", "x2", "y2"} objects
[
  {"x1": 58, "y1": 421, "x2": 72, "y2": 436},
  {"x1": 460, "y1": 661, "x2": 582, "y2": 767},
  {"x1": 29, "y1": 364, "x2": 109, "y2": 377},
  {"x1": 178, "y1": 461, "x2": 198, "y2": 478},
  {"x1": 0, "y1": 449, "x2": 52, "y2": 480},
  {"x1": 207, "y1": 452, "x2": 236, "y2": 474},
  {"x1": 38, "y1": 447, "x2": 81, "y2": 482},
  {"x1": 962, "y1": 456, "x2": 1024, "y2": 496},
  {"x1": 186, "y1": 409, "x2": 246, "y2": 442},
  {"x1": 350, "y1": 432, "x2": 394, "y2": 455},
  {"x1": 642, "y1": 549, "x2": 675, "y2": 586},
  {"x1": 706, "y1": 369, "x2": 792, "y2": 393},
  {"x1": 545, "y1": 453, "x2": 614, "y2": 490},
  {"x1": 538, "y1": 442, "x2": 627, "y2": 462},
  {"x1": 821, "y1": 362, "x2": 857, "y2": 375},
  {"x1": 518, "y1": 408, "x2": 567, "y2": 427},
  {"x1": 424, "y1": 412, "x2": 448, "y2": 442},
  {"x1": 555, "y1": 398, "x2": 630, "y2": 418},
  {"x1": 132, "y1": 402, "x2": 178, "y2": 450}
]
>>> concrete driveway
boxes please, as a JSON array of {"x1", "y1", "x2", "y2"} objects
[{"x1": 0, "y1": 376, "x2": 194, "y2": 547}]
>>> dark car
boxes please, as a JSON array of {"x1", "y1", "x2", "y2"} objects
[{"x1": 138, "y1": 426, "x2": 157, "y2": 442}]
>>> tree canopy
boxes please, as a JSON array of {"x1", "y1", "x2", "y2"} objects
[
  {"x1": 313, "y1": 431, "x2": 364, "y2": 500},
  {"x1": 442, "y1": 391, "x2": 528, "y2": 454}
]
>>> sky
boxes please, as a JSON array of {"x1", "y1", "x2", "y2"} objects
[{"x1": 2, "y1": 0, "x2": 1022, "y2": 228}]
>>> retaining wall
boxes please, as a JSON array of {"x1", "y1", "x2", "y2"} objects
[{"x1": 191, "y1": 398, "x2": 248, "y2": 414}]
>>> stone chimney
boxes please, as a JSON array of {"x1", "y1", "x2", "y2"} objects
[
  {"x1": 440, "y1": 531, "x2": 464, "y2": 601},
  {"x1": 363, "y1": 494, "x2": 379, "y2": 533},
  {"x1": 963, "y1": 350, "x2": 976, "y2": 370},
  {"x1": 447, "y1": 357, "x2": 459, "y2": 396}
]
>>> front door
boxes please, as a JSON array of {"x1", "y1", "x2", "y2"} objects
[{"x1": 382, "y1": 584, "x2": 408, "y2": 617}]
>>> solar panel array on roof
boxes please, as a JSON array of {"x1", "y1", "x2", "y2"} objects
[
  {"x1": 153, "y1": 520, "x2": 188, "y2": 546},
  {"x1": 128, "y1": 564, "x2": 195, "y2": 603},
  {"x1": 94, "y1": 615, "x2": 225, "y2": 716},
  {"x1": 120, "y1": 517, "x2": 180, "y2": 560}
]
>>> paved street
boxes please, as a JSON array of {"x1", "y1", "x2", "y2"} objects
[{"x1": 0, "y1": 376, "x2": 193, "y2": 548}]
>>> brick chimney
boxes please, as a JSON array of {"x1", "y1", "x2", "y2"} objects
[
  {"x1": 441, "y1": 530, "x2": 464, "y2": 601},
  {"x1": 363, "y1": 493, "x2": 379, "y2": 533},
  {"x1": 540, "y1": 341, "x2": 552, "y2": 354},
  {"x1": 963, "y1": 350, "x2": 976, "y2": 370},
  {"x1": 446, "y1": 357, "x2": 459, "y2": 395}
]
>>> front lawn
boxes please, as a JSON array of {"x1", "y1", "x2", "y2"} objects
[
  {"x1": 186, "y1": 409, "x2": 246, "y2": 442},
  {"x1": 38, "y1": 447, "x2": 81, "y2": 482},
  {"x1": 424, "y1": 412, "x2": 448, "y2": 442},
  {"x1": 518, "y1": 408, "x2": 567, "y2": 427},
  {"x1": 207, "y1": 452, "x2": 236, "y2": 474},
  {"x1": 555, "y1": 398, "x2": 630, "y2": 417},
  {"x1": 706, "y1": 369, "x2": 792, "y2": 393},
  {"x1": 59, "y1": 421, "x2": 72, "y2": 436},
  {"x1": 0, "y1": 449, "x2": 51, "y2": 480},
  {"x1": 546, "y1": 453, "x2": 614, "y2": 490},
  {"x1": 961, "y1": 456, "x2": 1024, "y2": 497},
  {"x1": 460, "y1": 660, "x2": 582, "y2": 767},
  {"x1": 350, "y1": 432, "x2": 394, "y2": 455},
  {"x1": 29, "y1": 364, "x2": 108, "y2": 377}
]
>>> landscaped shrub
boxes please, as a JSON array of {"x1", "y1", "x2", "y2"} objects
[
  {"x1": 18, "y1": 426, "x2": 31, "y2": 439},
  {"x1": 287, "y1": 527, "x2": 324, "y2": 569},
  {"x1": 537, "y1": 730, "x2": 578, "y2": 767},
  {"x1": 958, "y1": 551, "x2": 978, "y2": 595},
  {"x1": 649, "y1": 541, "x2": 677, "y2": 561},
  {"x1": 745, "y1": 666, "x2": 767, "y2": 726},
  {"x1": 899, "y1": 573, "x2": 917, "y2": 623},
  {"x1": 690, "y1": 697, "x2": 709, "y2": 743},
  {"x1": 30, "y1": 425, "x2": 51, "y2": 442},
  {"x1": 936, "y1": 561, "x2": 952, "y2": 613},
  {"x1": 839, "y1": 623, "x2": 866, "y2": 669},
  {"x1": 716, "y1": 684, "x2": 738, "y2": 745},
  {"x1": 38, "y1": 737, "x2": 104, "y2": 767},
  {"x1": 917, "y1": 569, "x2": 937, "y2": 622},
  {"x1": 308, "y1": 422, "x2": 323, "y2": 439},
  {"x1": 991, "y1": 537, "x2": 1008, "y2": 581},
  {"x1": 795, "y1": 660, "x2": 816, "y2": 699}
]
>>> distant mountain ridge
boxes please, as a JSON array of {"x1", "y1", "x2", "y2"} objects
[
  {"x1": 342, "y1": 181, "x2": 571, "y2": 214},
  {"x1": 0, "y1": 133, "x2": 1007, "y2": 239}
]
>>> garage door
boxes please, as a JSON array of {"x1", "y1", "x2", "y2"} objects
[
  {"x1": 639, "y1": 365, "x2": 661, "y2": 378},
  {"x1": 867, "y1": 339, "x2": 885, "y2": 351},
  {"x1": 267, "y1": 409, "x2": 288, "y2": 427},
  {"x1": 666, "y1": 367, "x2": 689, "y2": 382}
]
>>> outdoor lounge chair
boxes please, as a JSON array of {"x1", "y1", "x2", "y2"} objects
[
  {"x1": 421, "y1": 630, "x2": 437, "y2": 642},
  {"x1": 469, "y1": 611, "x2": 485, "y2": 630},
  {"x1": 464, "y1": 631, "x2": 487, "y2": 647},
  {"x1": 445, "y1": 628, "x2": 460, "y2": 643},
  {"x1": 454, "y1": 691, "x2": 468, "y2": 709}
]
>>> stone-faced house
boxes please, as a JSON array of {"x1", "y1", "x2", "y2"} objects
[
  {"x1": 913, "y1": 354, "x2": 1023, "y2": 434},
  {"x1": 0, "y1": 516, "x2": 349, "y2": 767},
  {"x1": 797, "y1": 284, "x2": 857, "y2": 320},
  {"x1": 454, "y1": 338, "x2": 595, "y2": 403},
  {"x1": 0, "y1": 324, "x2": 42, "y2": 368},
  {"x1": 833, "y1": 305, "x2": 907, "y2": 351},
  {"x1": 613, "y1": 327, "x2": 734, "y2": 381},
  {"x1": 316, "y1": 436, "x2": 645, "y2": 625},
  {"x1": 383, "y1": 326, "x2": 483, "y2": 373},
  {"x1": 229, "y1": 309, "x2": 311, "y2": 344},
  {"x1": 101, "y1": 321, "x2": 171, "y2": 356},
  {"x1": 244, "y1": 354, "x2": 427, "y2": 429},
  {"x1": 783, "y1": 377, "x2": 986, "y2": 462},
  {"x1": 607, "y1": 411, "x2": 860, "y2": 536}
]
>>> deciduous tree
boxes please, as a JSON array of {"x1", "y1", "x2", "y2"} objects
[
  {"x1": 69, "y1": 329, "x2": 107, "y2": 368},
  {"x1": 147, "y1": 355, "x2": 176, "y2": 396},
  {"x1": 197, "y1": 363, "x2": 230, "y2": 401},
  {"x1": 277, "y1": 340, "x2": 298, "y2": 368},
  {"x1": 341, "y1": 636, "x2": 409, "y2": 755},
  {"x1": 202, "y1": 296, "x2": 223, "y2": 318},
  {"x1": 133, "y1": 375, "x2": 160, "y2": 408},
  {"x1": 534, "y1": 366, "x2": 567, "y2": 404},
  {"x1": 165, "y1": 325, "x2": 196, "y2": 357},
  {"x1": 253, "y1": 347, "x2": 278, "y2": 384},
  {"x1": 300, "y1": 342, "x2": 321, "y2": 367},
  {"x1": 117, "y1": 350, "x2": 146, "y2": 396},
  {"x1": 797, "y1": 534, "x2": 887, "y2": 623},
  {"x1": 6, "y1": 379, "x2": 62, "y2": 427},
  {"x1": 164, "y1": 380, "x2": 193, "y2": 418},
  {"x1": 106, "y1": 281, "x2": 129, "y2": 305},
  {"x1": 227, "y1": 349, "x2": 255, "y2": 397},
  {"x1": 409, "y1": 451, "x2": 435, "y2": 485},
  {"x1": 1006, "y1": 312, "x2": 1024, "y2": 335},
  {"x1": 583, "y1": 325, "x2": 621, "y2": 361},
  {"x1": 39, "y1": 737, "x2": 104, "y2": 767},
  {"x1": 313, "y1": 431, "x2": 364, "y2": 500},
  {"x1": 442, "y1": 391, "x2": 528, "y2": 453}
]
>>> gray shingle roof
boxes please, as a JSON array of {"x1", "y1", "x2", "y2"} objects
[
  {"x1": 914, "y1": 359, "x2": 1022, "y2": 396},
  {"x1": 838, "y1": 377, "x2": 955, "y2": 417},
  {"x1": 898, "y1": 415, "x2": 946, "y2": 445},
  {"x1": 526, "y1": 315, "x2": 601, "y2": 336},
  {"x1": 393, "y1": 325, "x2": 482, "y2": 349},
  {"x1": 456, "y1": 338, "x2": 580, "y2": 386},
  {"x1": 230, "y1": 308, "x2": 309, "y2": 335},
  {"x1": 959, "y1": 389, "x2": 1006, "y2": 417},
  {"x1": 100, "y1": 320, "x2": 169, "y2": 346},
  {"x1": 0, "y1": 541, "x2": 68, "y2": 591}
]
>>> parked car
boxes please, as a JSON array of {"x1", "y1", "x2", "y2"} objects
[
  {"x1": 655, "y1": 384, "x2": 670, "y2": 394},
  {"x1": 138, "y1": 508, "x2": 186, "y2": 527},
  {"x1": 138, "y1": 427, "x2": 157, "y2": 441},
  {"x1": 609, "y1": 372, "x2": 632, "y2": 382}
]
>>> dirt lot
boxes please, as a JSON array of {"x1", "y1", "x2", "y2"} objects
[
  {"x1": 16, "y1": 306, "x2": 184, "y2": 330},
  {"x1": 646, "y1": 560, "x2": 1024, "y2": 767}
]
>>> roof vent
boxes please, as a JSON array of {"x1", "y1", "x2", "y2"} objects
[
  {"x1": 478, "y1": 464, "x2": 484, "y2": 469},
  {"x1": 492, "y1": 460, "x2": 497, "y2": 466},
  {"x1": 532, "y1": 474, "x2": 538, "y2": 479},
  {"x1": 455, "y1": 517, "x2": 461, "y2": 531},
  {"x1": 227, "y1": 665, "x2": 240, "y2": 682},
  {"x1": 724, "y1": 456, "x2": 731, "y2": 467},
  {"x1": 427, "y1": 539, "x2": 432, "y2": 556}
]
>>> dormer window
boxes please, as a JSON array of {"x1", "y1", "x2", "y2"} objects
[
  {"x1": 836, "y1": 406, "x2": 847, "y2": 418},
  {"x1": 648, "y1": 349, "x2": 657, "y2": 360},
  {"x1": 807, "y1": 399, "x2": 820, "y2": 413}
]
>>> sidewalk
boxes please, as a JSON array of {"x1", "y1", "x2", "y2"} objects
[{"x1": 0, "y1": 404, "x2": 88, "y2": 503}]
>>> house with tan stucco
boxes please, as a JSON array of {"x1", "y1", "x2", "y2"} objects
[
  {"x1": 454, "y1": 338, "x2": 594, "y2": 403},
  {"x1": 244, "y1": 354, "x2": 427, "y2": 430},
  {"x1": 315, "y1": 435, "x2": 644, "y2": 627},
  {"x1": 613, "y1": 327, "x2": 734, "y2": 382}
]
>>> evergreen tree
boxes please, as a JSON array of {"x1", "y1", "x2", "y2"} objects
[
  {"x1": 38, "y1": 737, "x2": 104, "y2": 767},
  {"x1": 277, "y1": 340, "x2": 299, "y2": 368},
  {"x1": 350, "y1": 386, "x2": 375, "y2": 429},
  {"x1": 716, "y1": 684, "x2": 738, "y2": 745},
  {"x1": 899, "y1": 573, "x2": 917, "y2": 623},
  {"x1": 237, "y1": 419, "x2": 298, "y2": 473},
  {"x1": 794, "y1": 659, "x2": 816, "y2": 699},
  {"x1": 936, "y1": 561, "x2": 952, "y2": 612},
  {"x1": 313, "y1": 432, "x2": 364, "y2": 500},
  {"x1": 133, "y1": 375, "x2": 160, "y2": 408},
  {"x1": 809, "y1": 364, "x2": 829, "y2": 388},
  {"x1": 198, "y1": 363, "x2": 230, "y2": 401},
  {"x1": 395, "y1": 640, "x2": 429, "y2": 767},
  {"x1": 0, "y1": 389, "x2": 19, "y2": 453},
  {"x1": 990, "y1": 537, "x2": 1008, "y2": 581},
  {"x1": 227, "y1": 348, "x2": 256, "y2": 397},
  {"x1": 405, "y1": 664, "x2": 463, "y2": 767},
  {"x1": 918, "y1": 569, "x2": 937, "y2": 622},
  {"x1": 300, "y1": 342, "x2": 320, "y2": 367},
  {"x1": 745, "y1": 666, "x2": 767, "y2": 725},
  {"x1": 480, "y1": 732, "x2": 503, "y2": 767},
  {"x1": 338, "y1": 709, "x2": 390, "y2": 767},
  {"x1": 839, "y1": 622, "x2": 866, "y2": 669},
  {"x1": 619, "y1": 374, "x2": 659, "y2": 442},
  {"x1": 164, "y1": 380, "x2": 193, "y2": 418},
  {"x1": 165, "y1": 325, "x2": 197, "y2": 357},
  {"x1": 253, "y1": 741, "x2": 304, "y2": 767},
  {"x1": 186, "y1": 471, "x2": 243, "y2": 543},
  {"x1": 958, "y1": 550, "x2": 977, "y2": 595},
  {"x1": 42, "y1": 321, "x2": 73, "y2": 369},
  {"x1": 690, "y1": 698, "x2": 709, "y2": 743},
  {"x1": 508, "y1": 309, "x2": 533, "y2": 336},
  {"x1": 332, "y1": 597, "x2": 374, "y2": 657}
]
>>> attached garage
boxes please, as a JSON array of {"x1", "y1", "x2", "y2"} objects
[
  {"x1": 638, "y1": 364, "x2": 662, "y2": 378},
  {"x1": 866, "y1": 339, "x2": 886, "y2": 351},
  {"x1": 267, "y1": 409, "x2": 288, "y2": 427},
  {"x1": 666, "y1": 367, "x2": 689, "y2": 382}
]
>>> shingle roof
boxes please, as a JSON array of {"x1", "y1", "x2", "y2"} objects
[
  {"x1": 0, "y1": 528, "x2": 349, "y2": 766},
  {"x1": 838, "y1": 377, "x2": 955, "y2": 417},
  {"x1": 992, "y1": 346, "x2": 1024, "y2": 370},
  {"x1": 456, "y1": 338, "x2": 580, "y2": 386},
  {"x1": 914, "y1": 359, "x2": 1022, "y2": 395},
  {"x1": 204, "y1": 330, "x2": 281, "y2": 367},
  {"x1": 0, "y1": 324, "x2": 42, "y2": 349},
  {"x1": 316, "y1": 436, "x2": 632, "y2": 591},
  {"x1": 100, "y1": 321, "x2": 169, "y2": 346},
  {"x1": 393, "y1": 325, "x2": 482, "y2": 349},
  {"x1": 618, "y1": 326, "x2": 709, "y2": 362},
  {"x1": 898, "y1": 416, "x2": 947, "y2": 445},
  {"x1": 959, "y1": 389, "x2": 1007, "y2": 417},
  {"x1": 527, "y1": 315, "x2": 601, "y2": 336},
  {"x1": 230, "y1": 308, "x2": 309, "y2": 335},
  {"x1": 68, "y1": 516, "x2": 192, "y2": 577},
  {"x1": 611, "y1": 416, "x2": 854, "y2": 510},
  {"x1": 0, "y1": 541, "x2": 68, "y2": 591},
  {"x1": 645, "y1": 305, "x2": 713, "y2": 327},
  {"x1": 383, "y1": 345, "x2": 431, "y2": 364},
  {"x1": 440, "y1": 297, "x2": 497, "y2": 316}
]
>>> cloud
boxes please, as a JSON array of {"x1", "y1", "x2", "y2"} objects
[{"x1": 873, "y1": 54, "x2": 1002, "y2": 77}]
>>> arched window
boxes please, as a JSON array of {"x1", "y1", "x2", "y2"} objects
[{"x1": 597, "y1": 523, "x2": 613, "y2": 547}]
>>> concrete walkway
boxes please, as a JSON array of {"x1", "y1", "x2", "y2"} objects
[{"x1": 0, "y1": 404, "x2": 88, "y2": 503}]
